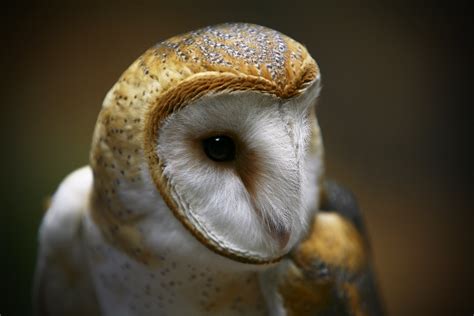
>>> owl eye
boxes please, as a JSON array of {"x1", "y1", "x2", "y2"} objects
[{"x1": 202, "y1": 135, "x2": 236, "y2": 162}]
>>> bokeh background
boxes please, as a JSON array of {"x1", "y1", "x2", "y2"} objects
[{"x1": 1, "y1": 1, "x2": 472, "y2": 315}]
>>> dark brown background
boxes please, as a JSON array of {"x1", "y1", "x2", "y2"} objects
[{"x1": 1, "y1": 1, "x2": 472, "y2": 315}]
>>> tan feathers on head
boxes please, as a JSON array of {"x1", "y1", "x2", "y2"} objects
[{"x1": 89, "y1": 23, "x2": 323, "y2": 264}]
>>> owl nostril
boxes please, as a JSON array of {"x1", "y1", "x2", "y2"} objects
[{"x1": 202, "y1": 135, "x2": 236, "y2": 162}]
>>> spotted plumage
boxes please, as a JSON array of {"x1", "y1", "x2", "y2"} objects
[{"x1": 34, "y1": 23, "x2": 383, "y2": 316}]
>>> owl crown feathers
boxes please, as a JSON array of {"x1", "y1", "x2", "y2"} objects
[{"x1": 138, "y1": 23, "x2": 319, "y2": 98}]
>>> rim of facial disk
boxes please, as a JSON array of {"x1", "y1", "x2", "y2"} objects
[{"x1": 144, "y1": 68, "x2": 319, "y2": 264}]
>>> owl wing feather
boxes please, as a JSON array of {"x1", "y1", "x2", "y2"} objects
[
  {"x1": 278, "y1": 180, "x2": 385, "y2": 316},
  {"x1": 33, "y1": 166, "x2": 100, "y2": 316}
]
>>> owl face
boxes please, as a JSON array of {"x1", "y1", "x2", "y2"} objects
[
  {"x1": 90, "y1": 23, "x2": 323, "y2": 266},
  {"x1": 154, "y1": 88, "x2": 321, "y2": 262}
]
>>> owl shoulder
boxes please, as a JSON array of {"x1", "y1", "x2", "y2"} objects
[
  {"x1": 34, "y1": 166, "x2": 100, "y2": 316},
  {"x1": 37, "y1": 166, "x2": 93, "y2": 251},
  {"x1": 277, "y1": 180, "x2": 385, "y2": 316}
]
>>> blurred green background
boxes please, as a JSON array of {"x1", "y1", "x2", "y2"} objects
[{"x1": 1, "y1": 1, "x2": 472, "y2": 315}]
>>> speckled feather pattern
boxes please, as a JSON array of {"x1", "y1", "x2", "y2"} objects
[{"x1": 143, "y1": 23, "x2": 317, "y2": 95}]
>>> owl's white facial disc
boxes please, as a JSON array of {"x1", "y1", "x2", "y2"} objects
[{"x1": 156, "y1": 90, "x2": 321, "y2": 261}]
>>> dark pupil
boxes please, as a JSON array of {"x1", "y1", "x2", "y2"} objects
[{"x1": 202, "y1": 136, "x2": 236, "y2": 162}]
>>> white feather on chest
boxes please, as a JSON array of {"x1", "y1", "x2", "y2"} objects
[{"x1": 84, "y1": 211, "x2": 269, "y2": 316}]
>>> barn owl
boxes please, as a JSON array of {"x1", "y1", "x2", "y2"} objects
[{"x1": 34, "y1": 23, "x2": 383, "y2": 316}]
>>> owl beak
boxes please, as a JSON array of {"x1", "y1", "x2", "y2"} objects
[
  {"x1": 257, "y1": 208, "x2": 291, "y2": 250},
  {"x1": 268, "y1": 222, "x2": 291, "y2": 249}
]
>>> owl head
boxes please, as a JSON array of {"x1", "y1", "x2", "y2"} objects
[{"x1": 89, "y1": 23, "x2": 324, "y2": 267}]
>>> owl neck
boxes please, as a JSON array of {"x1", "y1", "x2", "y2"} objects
[{"x1": 85, "y1": 200, "x2": 272, "y2": 315}]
